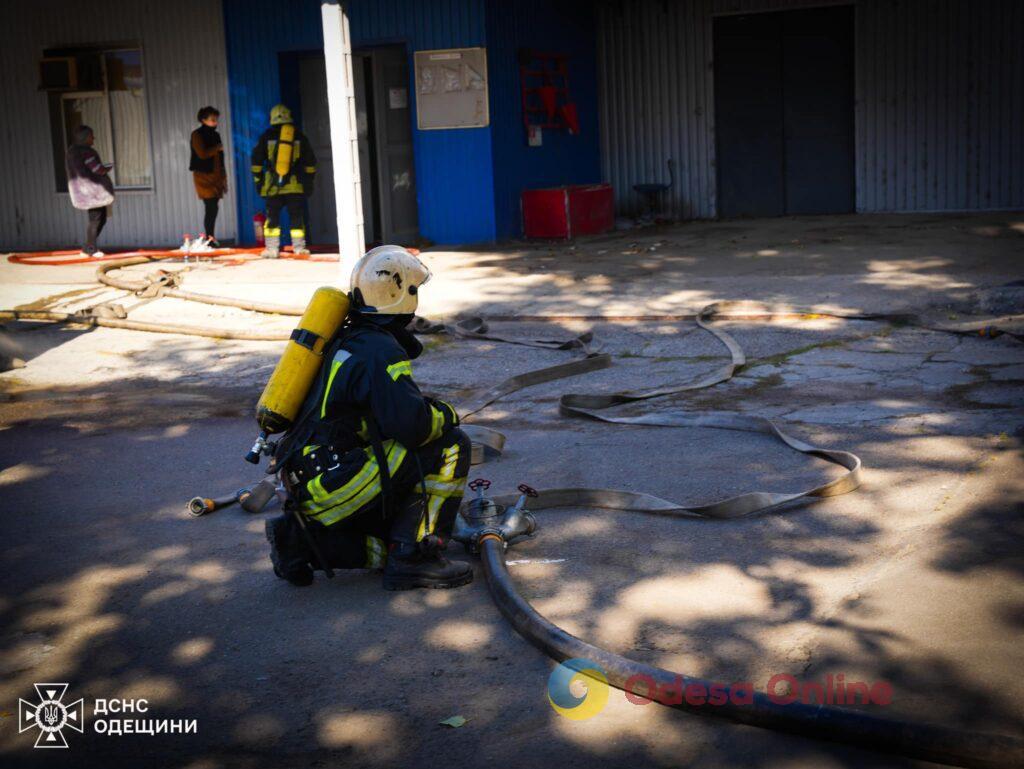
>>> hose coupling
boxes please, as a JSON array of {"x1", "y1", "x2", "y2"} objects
[{"x1": 453, "y1": 480, "x2": 539, "y2": 553}]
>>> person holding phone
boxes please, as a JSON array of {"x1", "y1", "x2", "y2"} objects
[
  {"x1": 65, "y1": 125, "x2": 115, "y2": 257},
  {"x1": 190, "y1": 106, "x2": 227, "y2": 246}
]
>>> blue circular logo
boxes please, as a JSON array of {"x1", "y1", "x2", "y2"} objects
[{"x1": 547, "y1": 658, "x2": 609, "y2": 720}]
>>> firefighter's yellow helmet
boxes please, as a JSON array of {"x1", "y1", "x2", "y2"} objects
[
  {"x1": 270, "y1": 104, "x2": 293, "y2": 126},
  {"x1": 350, "y1": 245, "x2": 431, "y2": 316}
]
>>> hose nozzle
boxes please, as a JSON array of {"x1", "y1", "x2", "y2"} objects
[{"x1": 245, "y1": 431, "x2": 269, "y2": 464}]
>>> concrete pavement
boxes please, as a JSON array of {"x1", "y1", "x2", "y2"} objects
[{"x1": 1, "y1": 212, "x2": 1022, "y2": 768}]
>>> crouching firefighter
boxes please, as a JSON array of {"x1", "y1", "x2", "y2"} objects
[
  {"x1": 265, "y1": 246, "x2": 473, "y2": 590},
  {"x1": 251, "y1": 104, "x2": 317, "y2": 258}
]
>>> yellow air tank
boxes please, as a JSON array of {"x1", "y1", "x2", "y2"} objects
[
  {"x1": 274, "y1": 123, "x2": 295, "y2": 182},
  {"x1": 246, "y1": 286, "x2": 349, "y2": 463}
]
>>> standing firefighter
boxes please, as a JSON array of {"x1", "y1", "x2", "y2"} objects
[
  {"x1": 251, "y1": 104, "x2": 317, "y2": 258},
  {"x1": 265, "y1": 246, "x2": 473, "y2": 590}
]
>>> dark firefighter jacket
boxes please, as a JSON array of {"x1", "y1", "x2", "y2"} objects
[
  {"x1": 250, "y1": 124, "x2": 318, "y2": 197},
  {"x1": 275, "y1": 316, "x2": 459, "y2": 476}
]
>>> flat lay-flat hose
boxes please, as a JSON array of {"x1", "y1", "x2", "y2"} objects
[
  {"x1": 462, "y1": 308, "x2": 1021, "y2": 768},
  {"x1": 0, "y1": 309, "x2": 292, "y2": 341},
  {"x1": 480, "y1": 538, "x2": 1024, "y2": 769}
]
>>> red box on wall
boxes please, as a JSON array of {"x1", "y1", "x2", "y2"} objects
[{"x1": 521, "y1": 183, "x2": 614, "y2": 239}]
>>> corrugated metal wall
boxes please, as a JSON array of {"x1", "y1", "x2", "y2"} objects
[
  {"x1": 856, "y1": 0, "x2": 1024, "y2": 212},
  {"x1": 597, "y1": 0, "x2": 1024, "y2": 218},
  {"x1": 223, "y1": 0, "x2": 496, "y2": 246},
  {"x1": 598, "y1": 0, "x2": 716, "y2": 219},
  {"x1": 713, "y1": 0, "x2": 850, "y2": 14},
  {"x1": 0, "y1": 0, "x2": 236, "y2": 250}
]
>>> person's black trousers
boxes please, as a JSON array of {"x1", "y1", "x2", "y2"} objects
[
  {"x1": 84, "y1": 207, "x2": 107, "y2": 254},
  {"x1": 202, "y1": 198, "x2": 219, "y2": 239}
]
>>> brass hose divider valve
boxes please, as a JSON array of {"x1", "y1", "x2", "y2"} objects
[{"x1": 453, "y1": 480, "x2": 539, "y2": 553}]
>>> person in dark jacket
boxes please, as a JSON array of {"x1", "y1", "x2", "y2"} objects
[
  {"x1": 190, "y1": 106, "x2": 228, "y2": 246},
  {"x1": 65, "y1": 125, "x2": 114, "y2": 257},
  {"x1": 265, "y1": 246, "x2": 473, "y2": 591},
  {"x1": 250, "y1": 104, "x2": 317, "y2": 258}
]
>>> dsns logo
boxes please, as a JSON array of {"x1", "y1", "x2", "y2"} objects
[
  {"x1": 547, "y1": 658, "x2": 609, "y2": 720},
  {"x1": 19, "y1": 683, "x2": 84, "y2": 748}
]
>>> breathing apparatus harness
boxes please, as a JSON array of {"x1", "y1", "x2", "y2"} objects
[{"x1": 268, "y1": 301, "x2": 430, "y2": 575}]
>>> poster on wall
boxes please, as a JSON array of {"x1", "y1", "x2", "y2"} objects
[{"x1": 413, "y1": 47, "x2": 489, "y2": 130}]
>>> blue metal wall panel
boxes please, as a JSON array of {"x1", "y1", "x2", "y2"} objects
[
  {"x1": 350, "y1": 0, "x2": 495, "y2": 243},
  {"x1": 485, "y1": 0, "x2": 603, "y2": 238},
  {"x1": 223, "y1": 0, "x2": 323, "y2": 245},
  {"x1": 223, "y1": 0, "x2": 495, "y2": 245}
]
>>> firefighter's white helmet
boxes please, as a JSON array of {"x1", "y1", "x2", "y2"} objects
[{"x1": 350, "y1": 245, "x2": 431, "y2": 315}]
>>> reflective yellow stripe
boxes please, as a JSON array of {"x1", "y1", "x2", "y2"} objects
[
  {"x1": 422, "y1": 478, "x2": 464, "y2": 498},
  {"x1": 418, "y1": 493, "x2": 444, "y2": 541},
  {"x1": 386, "y1": 359, "x2": 413, "y2": 381},
  {"x1": 304, "y1": 166, "x2": 316, "y2": 173},
  {"x1": 304, "y1": 440, "x2": 407, "y2": 526},
  {"x1": 320, "y1": 351, "x2": 351, "y2": 418},
  {"x1": 290, "y1": 228, "x2": 306, "y2": 238},
  {"x1": 417, "y1": 442, "x2": 462, "y2": 539},
  {"x1": 264, "y1": 226, "x2": 281, "y2": 237},
  {"x1": 365, "y1": 535, "x2": 386, "y2": 568},
  {"x1": 250, "y1": 165, "x2": 262, "y2": 172},
  {"x1": 422, "y1": 404, "x2": 446, "y2": 445},
  {"x1": 308, "y1": 445, "x2": 375, "y2": 504}
]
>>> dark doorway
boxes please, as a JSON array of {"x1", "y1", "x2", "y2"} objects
[
  {"x1": 355, "y1": 45, "x2": 418, "y2": 245},
  {"x1": 714, "y1": 6, "x2": 854, "y2": 218},
  {"x1": 298, "y1": 55, "x2": 337, "y2": 246},
  {"x1": 284, "y1": 46, "x2": 418, "y2": 247}
]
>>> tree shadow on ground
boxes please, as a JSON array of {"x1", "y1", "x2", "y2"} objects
[{"x1": 1, "y1": 212, "x2": 1023, "y2": 768}]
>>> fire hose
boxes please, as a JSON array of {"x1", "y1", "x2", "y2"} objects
[
  {"x1": 1, "y1": 256, "x2": 1021, "y2": 342},
  {"x1": 478, "y1": 537, "x2": 1023, "y2": 769},
  {"x1": 446, "y1": 310, "x2": 1022, "y2": 768},
  {"x1": 192, "y1": 302, "x2": 1018, "y2": 767},
  {"x1": 5, "y1": 257, "x2": 1023, "y2": 763}
]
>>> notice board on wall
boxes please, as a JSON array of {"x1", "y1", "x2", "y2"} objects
[{"x1": 413, "y1": 47, "x2": 489, "y2": 130}]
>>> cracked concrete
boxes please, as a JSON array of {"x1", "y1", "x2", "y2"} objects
[{"x1": 1, "y1": 212, "x2": 1023, "y2": 769}]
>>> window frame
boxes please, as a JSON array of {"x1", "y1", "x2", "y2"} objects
[{"x1": 47, "y1": 43, "x2": 156, "y2": 193}]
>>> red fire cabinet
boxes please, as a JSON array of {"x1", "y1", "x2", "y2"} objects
[{"x1": 521, "y1": 183, "x2": 614, "y2": 239}]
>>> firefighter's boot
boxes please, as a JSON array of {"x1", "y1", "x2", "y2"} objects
[
  {"x1": 265, "y1": 515, "x2": 314, "y2": 586},
  {"x1": 261, "y1": 234, "x2": 280, "y2": 259},
  {"x1": 382, "y1": 535, "x2": 473, "y2": 590}
]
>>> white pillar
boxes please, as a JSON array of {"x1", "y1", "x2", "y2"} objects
[{"x1": 321, "y1": 1, "x2": 364, "y2": 282}]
